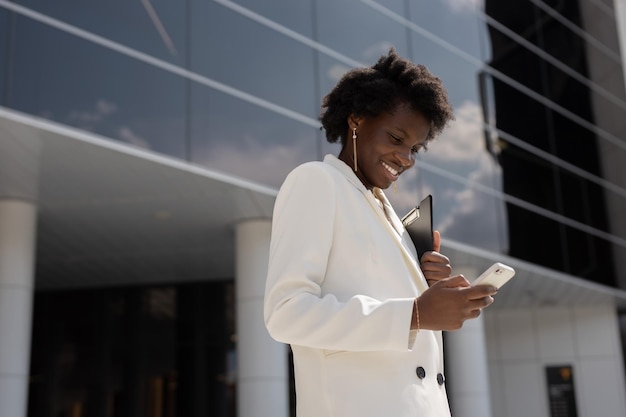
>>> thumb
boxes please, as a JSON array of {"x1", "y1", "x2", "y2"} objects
[{"x1": 433, "y1": 230, "x2": 441, "y2": 252}]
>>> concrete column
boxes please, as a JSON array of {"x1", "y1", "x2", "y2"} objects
[
  {"x1": 445, "y1": 266, "x2": 493, "y2": 417},
  {"x1": 235, "y1": 219, "x2": 289, "y2": 417},
  {"x1": 0, "y1": 200, "x2": 37, "y2": 417}
]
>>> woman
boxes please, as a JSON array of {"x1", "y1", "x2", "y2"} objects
[{"x1": 264, "y1": 49, "x2": 497, "y2": 417}]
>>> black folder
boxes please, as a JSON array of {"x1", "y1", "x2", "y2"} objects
[{"x1": 401, "y1": 195, "x2": 433, "y2": 257}]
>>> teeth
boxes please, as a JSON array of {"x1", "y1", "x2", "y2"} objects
[{"x1": 382, "y1": 161, "x2": 398, "y2": 176}]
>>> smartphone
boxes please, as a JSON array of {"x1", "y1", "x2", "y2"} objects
[{"x1": 472, "y1": 262, "x2": 516, "y2": 289}]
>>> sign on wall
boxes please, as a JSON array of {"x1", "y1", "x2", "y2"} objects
[{"x1": 545, "y1": 365, "x2": 578, "y2": 417}]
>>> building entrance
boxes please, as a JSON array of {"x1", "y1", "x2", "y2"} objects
[{"x1": 28, "y1": 281, "x2": 236, "y2": 417}]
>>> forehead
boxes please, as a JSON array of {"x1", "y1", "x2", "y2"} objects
[{"x1": 372, "y1": 103, "x2": 430, "y2": 134}]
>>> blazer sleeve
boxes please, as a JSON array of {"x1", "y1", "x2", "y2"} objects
[{"x1": 264, "y1": 163, "x2": 415, "y2": 352}]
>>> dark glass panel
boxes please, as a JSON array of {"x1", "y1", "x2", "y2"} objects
[
  {"x1": 550, "y1": 111, "x2": 602, "y2": 170},
  {"x1": 9, "y1": 16, "x2": 187, "y2": 158},
  {"x1": 190, "y1": 0, "x2": 317, "y2": 119},
  {"x1": 557, "y1": 166, "x2": 611, "y2": 232},
  {"x1": 227, "y1": 0, "x2": 314, "y2": 37},
  {"x1": 28, "y1": 282, "x2": 235, "y2": 417},
  {"x1": 499, "y1": 143, "x2": 559, "y2": 211},
  {"x1": 314, "y1": 0, "x2": 409, "y2": 64},
  {"x1": 0, "y1": 9, "x2": 8, "y2": 105},
  {"x1": 484, "y1": 20, "x2": 608, "y2": 124},
  {"x1": 11, "y1": 0, "x2": 187, "y2": 64},
  {"x1": 485, "y1": 0, "x2": 617, "y2": 285}
]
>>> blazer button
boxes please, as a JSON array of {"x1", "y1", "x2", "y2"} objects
[
  {"x1": 416, "y1": 367, "x2": 426, "y2": 379},
  {"x1": 437, "y1": 373, "x2": 445, "y2": 385}
]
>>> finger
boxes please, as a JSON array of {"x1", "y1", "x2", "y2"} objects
[
  {"x1": 420, "y1": 251, "x2": 450, "y2": 265},
  {"x1": 436, "y1": 274, "x2": 471, "y2": 288},
  {"x1": 433, "y1": 230, "x2": 441, "y2": 252},
  {"x1": 467, "y1": 285, "x2": 499, "y2": 298}
]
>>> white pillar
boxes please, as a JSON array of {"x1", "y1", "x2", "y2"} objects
[
  {"x1": 235, "y1": 219, "x2": 289, "y2": 417},
  {"x1": 0, "y1": 200, "x2": 37, "y2": 417},
  {"x1": 445, "y1": 266, "x2": 493, "y2": 417}
]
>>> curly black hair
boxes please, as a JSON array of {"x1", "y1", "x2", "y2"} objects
[{"x1": 320, "y1": 49, "x2": 454, "y2": 146}]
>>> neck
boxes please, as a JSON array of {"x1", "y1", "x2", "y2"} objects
[{"x1": 337, "y1": 150, "x2": 373, "y2": 190}]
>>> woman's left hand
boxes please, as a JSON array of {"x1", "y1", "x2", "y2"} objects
[{"x1": 420, "y1": 230, "x2": 452, "y2": 286}]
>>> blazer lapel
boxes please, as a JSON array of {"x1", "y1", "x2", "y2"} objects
[
  {"x1": 371, "y1": 188, "x2": 429, "y2": 293},
  {"x1": 323, "y1": 155, "x2": 429, "y2": 293}
]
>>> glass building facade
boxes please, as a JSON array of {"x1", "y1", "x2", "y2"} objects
[{"x1": 1, "y1": 0, "x2": 625, "y2": 416}]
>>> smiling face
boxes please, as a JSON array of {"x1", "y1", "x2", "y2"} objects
[{"x1": 339, "y1": 102, "x2": 431, "y2": 190}]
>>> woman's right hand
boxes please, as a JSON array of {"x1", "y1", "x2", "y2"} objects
[{"x1": 416, "y1": 275, "x2": 497, "y2": 331}]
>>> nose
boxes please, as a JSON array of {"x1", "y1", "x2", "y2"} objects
[{"x1": 396, "y1": 151, "x2": 414, "y2": 169}]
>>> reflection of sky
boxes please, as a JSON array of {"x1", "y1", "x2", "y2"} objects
[
  {"x1": 12, "y1": 0, "x2": 188, "y2": 64},
  {"x1": 387, "y1": 100, "x2": 508, "y2": 253},
  {"x1": 4, "y1": 0, "x2": 508, "y2": 253}
]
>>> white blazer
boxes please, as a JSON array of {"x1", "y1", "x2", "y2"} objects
[{"x1": 264, "y1": 154, "x2": 451, "y2": 417}]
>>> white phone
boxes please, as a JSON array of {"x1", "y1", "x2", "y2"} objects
[{"x1": 472, "y1": 262, "x2": 516, "y2": 289}]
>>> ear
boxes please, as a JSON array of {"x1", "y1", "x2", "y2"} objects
[{"x1": 347, "y1": 114, "x2": 363, "y2": 130}]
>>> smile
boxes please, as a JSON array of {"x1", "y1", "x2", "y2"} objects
[{"x1": 382, "y1": 161, "x2": 400, "y2": 177}]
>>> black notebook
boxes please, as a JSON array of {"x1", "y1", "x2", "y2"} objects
[{"x1": 401, "y1": 195, "x2": 433, "y2": 257}]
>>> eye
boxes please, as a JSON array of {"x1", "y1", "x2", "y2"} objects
[
  {"x1": 389, "y1": 133, "x2": 402, "y2": 143},
  {"x1": 412, "y1": 143, "x2": 428, "y2": 154}
]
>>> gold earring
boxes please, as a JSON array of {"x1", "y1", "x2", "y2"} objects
[
  {"x1": 352, "y1": 128, "x2": 358, "y2": 172},
  {"x1": 393, "y1": 182, "x2": 397, "y2": 193}
]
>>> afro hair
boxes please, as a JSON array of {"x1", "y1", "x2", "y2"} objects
[{"x1": 320, "y1": 49, "x2": 454, "y2": 146}]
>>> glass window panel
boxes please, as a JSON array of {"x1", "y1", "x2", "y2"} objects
[
  {"x1": 9, "y1": 16, "x2": 187, "y2": 158},
  {"x1": 408, "y1": 32, "x2": 485, "y2": 110},
  {"x1": 0, "y1": 9, "x2": 8, "y2": 105},
  {"x1": 189, "y1": 88, "x2": 318, "y2": 189},
  {"x1": 407, "y1": 0, "x2": 485, "y2": 61},
  {"x1": 499, "y1": 144, "x2": 559, "y2": 210},
  {"x1": 315, "y1": 0, "x2": 410, "y2": 64},
  {"x1": 505, "y1": 204, "x2": 617, "y2": 286},
  {"x1": 316, "y1": 53, "x2": 353, "y2": 160},
  {"x1": 12, "y1": 0, "x2": 187, "y2": 64},
  {"x1": 558, "y1": 168, "x2": 611, "y2": 229},
  {"x1": 417, "y1": 167, "x2": 509, "y2": 254},
  {"x1": 190, "y1": 0, "x2": 318, "y2": 120},
  {"x1": 228, "y1": 0, "x2": 314, "y2": 37},
  {"x1": 483, "y1": 0, "x2": 540, "y2": 47},
  {"x1": 416, "y1": 110, "x2": 508, "y2": 253},
  {"x1": 551, "y1": 111, "x2": 603, "y2": 169},
  {"x1": 484, "y1": 21, "x2": 609, "y2": 125},
  {"x1": 491, "y1": 76, "x2": 553, "y2": 153}
]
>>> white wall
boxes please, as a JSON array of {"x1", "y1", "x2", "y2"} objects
[{"x1": 484, "y1": 305, "x2": 626, "y2": 417}]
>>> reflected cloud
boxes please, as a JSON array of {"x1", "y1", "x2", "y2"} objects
[
  {"x1": 363, "y1": 42, "x2": 397, "y2": 61},
  {"x1": 68, "y1": 99, "x2": 117, "y2": 128},
  {"x1": 442, "y1": 0, "x2": 483, "y2": 13},
  {"x1": 426, "y1": 100, "x2": 484, "y2": 162},
  {"x1": 436, "y1": 154, "x2": 508, "y2": 252},
  {"x1": 415, "y1": 100, "x2": 508, "y2": 253},
  {"x1": 64, "y1": 99, "x2": 155, "y2": 151},
  {"x1": 119, "y1": 127, "x2": 151, "y2": 150},
  {"x1": 200, "y1": 133, "x2": 313, "y2": 188},
  {"x1": 327, "y1": 64, "x2": 350, "y2": 83}
]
